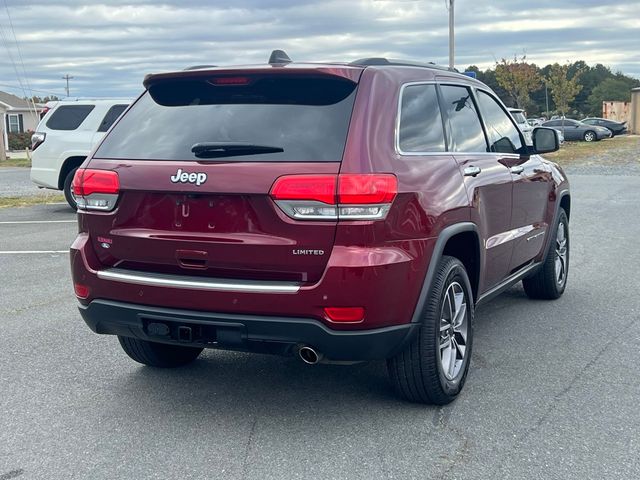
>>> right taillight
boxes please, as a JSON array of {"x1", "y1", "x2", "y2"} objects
[
  {"x1": 72, "y1": 168, "x2": 120, "y2": 211},
  {"x1": 270, "y1": 173, "x2": 397, "y2": 221},
  {"x1": 31, "y1": 132, "x2": 46, "y2": 151}
]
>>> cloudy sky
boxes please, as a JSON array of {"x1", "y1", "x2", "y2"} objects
[{"x1": 1, "y1": 0, "x2": 639, "y2": 99}]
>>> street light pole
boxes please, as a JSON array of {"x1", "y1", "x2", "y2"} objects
[{"x1": 448, "y1": 0, "x2": 455, "y2": 69}]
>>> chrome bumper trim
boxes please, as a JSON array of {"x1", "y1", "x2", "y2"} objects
[{"x1": 97, "y1": 268, "x2": 300, "y2": 294}]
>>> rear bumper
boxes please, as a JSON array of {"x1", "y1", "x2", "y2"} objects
[
  {"x1": 80, "y1": 299, "x2": 419, "y2": 361},
  {"x1": 597, "y1": 130, "x2": 612, "y2": 139},
  {"x1": 71, "y1": 232, "x2": 435, "y2": 331}
]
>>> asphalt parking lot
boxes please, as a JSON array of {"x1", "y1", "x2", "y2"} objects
[{"x1": 1, "y1": 173, "x2": 639, "y2": 479}]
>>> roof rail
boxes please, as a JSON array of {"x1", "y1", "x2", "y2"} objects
[{"x1": 349, "y1": 57, "x2": 458, "y2": 73}]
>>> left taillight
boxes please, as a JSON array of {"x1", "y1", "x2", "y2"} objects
[
  {"x1": 270, "y1": 173, "x2": 397, "y2": 221},
  {"x1": 30, "y1": 132, "x2": 46, "y2": 151},
  {"x1": 72, "y1": 169, "x2": 120, "y2": 211}
]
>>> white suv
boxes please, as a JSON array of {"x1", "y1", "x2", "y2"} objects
[
  {"x1": 507, "y1": 108, "x2": 534, "y2": 145},
  {"x1": 30, "y1": 99, "x2": 130, "y2": 209}
]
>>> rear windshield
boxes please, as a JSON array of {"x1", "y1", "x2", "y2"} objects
[
  {"x1": 95, "y1": 75, "x2": 358, "y2": 162},
  {"x1": 97, "y1": 104, "x2": 128, "y2": 132},
  {"x1": 511, "y1": 111, "x2": 526, "y2": 124},
  {"x1": 46, "y1": 105, "x2": 95, "y2": 130}
]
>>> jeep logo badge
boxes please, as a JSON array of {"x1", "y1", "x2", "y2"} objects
[{"x1": 170, "y1": 168, "x2": 207, "y2": 186}]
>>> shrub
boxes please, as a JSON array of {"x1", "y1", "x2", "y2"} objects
[{"x1": 8, "y1": 131, "x2": 32, "y2": 150}]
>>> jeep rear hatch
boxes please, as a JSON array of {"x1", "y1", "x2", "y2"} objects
[{"x1": 82, "y1": 69, "x2": 362, "y2": 284}]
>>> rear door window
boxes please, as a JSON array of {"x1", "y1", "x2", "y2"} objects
[
  {"x1": 95, "y1": 75, "x2": 357, "y2": 162},
  {"x1": 97, "y1": 104, "x2": 128, "y2": 132},
  {"x1": 439, "y1": 85, "x2": 487, "y2": 153},
  {"x1": 398, "y1": 84, "x2": 446, "y2": 153},
  {"x1": 46, "y1": 105, "x2": 95, "y2": 130}
]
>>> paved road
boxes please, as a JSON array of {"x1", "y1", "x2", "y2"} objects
[
  {"x1": 0, "y1": 167, "x2": 60, "y2": 198},
  {"x1": 1, "y1": 175, "x2": 639, "y2": 480}
]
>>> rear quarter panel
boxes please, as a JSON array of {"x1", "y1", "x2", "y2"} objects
[{"x1": 340, "y1": 67, "x2": 470, "y2": 320}]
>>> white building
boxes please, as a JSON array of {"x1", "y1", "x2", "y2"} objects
[{"x1": 1, "y1": 90, "x2": 43, "y2": 149}]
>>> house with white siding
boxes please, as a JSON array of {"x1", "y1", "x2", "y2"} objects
[{"x1": 1, "y1": 91, "x2": 43, "y2": 149}]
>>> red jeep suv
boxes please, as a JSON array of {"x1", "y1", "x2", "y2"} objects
[{"x1": 70, "y1": 51, "x2": 570, "y2": 404}]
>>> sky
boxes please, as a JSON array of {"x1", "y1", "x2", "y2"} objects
[{"x1": 1, "y1": 0, "x2": 639, "y2": 99}]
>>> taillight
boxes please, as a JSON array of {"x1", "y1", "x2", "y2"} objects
[
  {"x1": 72, "y1": 169, "x2": 120, "y2": 211},
  {"x1": 270, "y1": 174, "x2": 397, "y2": 221},
  {"x1": 210, "y1": 76, "x2": 251, "y2": 86},
  {"x1": 31, "y1": 132, "x2": 46, "y2": 151}
]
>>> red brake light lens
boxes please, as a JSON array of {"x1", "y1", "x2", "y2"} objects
[
  {"x1": 338, "y1": 174, "x2": 397, "y2": 204},
  {"x1": 73, "y1": 169, "x2": 119, "y2": 196},
  {"x1": 270, "y1": 175, "x2": 337, "y2": 205},
  {"x1": 210, "y1": 76, "x2": 251, "y2": 86},
  {"x1": 324, "y1": 307, "x2": 365, "y2": 323}
]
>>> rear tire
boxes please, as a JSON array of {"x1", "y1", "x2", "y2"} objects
[
  {"x1": 63, "y1": 168, "x2": 78, "y2": 210},
  {"x1": 118, "y1": 336, "x2": 203, "y2": 368},
  {"x1": 387, "y1": 256, "x2": 474, "y2": 405},
  {"x1": 523, "y1": 208, "x2": 569, "y2": 300}
]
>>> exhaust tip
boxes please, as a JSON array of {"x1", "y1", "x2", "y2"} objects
[{"x1": 298, "y1": 346, "x2": 321, "y2": 365}]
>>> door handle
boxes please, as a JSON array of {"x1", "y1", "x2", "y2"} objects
[
  {"x1": 463, "y1": 166, "x2": 481, "y2": 177},
  {"x1": 510, "y1": 165, "x2": 524, "y2": 174}
]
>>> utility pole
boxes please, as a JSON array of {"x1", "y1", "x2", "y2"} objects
[
  {"x1": 545, "y1": 83, "x2": 550, "y2": 118},
  {"x1": 0, "y1": 120, "x2": 6, "y2": 162},
  {"x1": 62, "y1": 74, "x2": 73, "y2": 97},
  {"x1": 448, "y1": 0, "x2": 454, "y2": 69}
]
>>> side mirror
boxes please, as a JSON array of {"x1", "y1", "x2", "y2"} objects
[{"x1": 531, "y1": 127, "x2": 559, "y2": 154}]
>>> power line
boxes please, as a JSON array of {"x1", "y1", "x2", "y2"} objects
[
  {"x1": 0, "y1": 82, "x2": 64, "y2": 98},
  {"x1": 3, "y1": 0, "x2": 38, "y2": 116},
  {"x1": 0, "y1": 21, "x2": 29, "y2": 102}
]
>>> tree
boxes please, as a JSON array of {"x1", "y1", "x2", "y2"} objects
[
  {"x1": 545, "y1": 63, "x2": 583, "y2": 117},
  {"x1": 24, "y1": 95, "x2": 60, "y2": 104},
  {"x1": 587, "y1": 78, "x2": 634, "y2": 115},
  {"x1": 570, "y1": 62, "x2": 611, "y2": 113},
  {"x1": 494, "y1": 55, "x2": 542, "y2": 110}
]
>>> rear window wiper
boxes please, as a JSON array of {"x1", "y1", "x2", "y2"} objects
[{"x1": 191, "y1": 142, "x2": 284, "y2": 158}]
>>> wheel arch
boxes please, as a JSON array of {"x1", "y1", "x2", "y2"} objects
[
  {"x1": 559, "y1": 192, "x2": 571, "y2": 220},
  {"x1": 410, "y1": 222, "x2": 482, "y2": 324},
  {"x1": 57, "y1": 156, "x2": 86, "y2": 190}
]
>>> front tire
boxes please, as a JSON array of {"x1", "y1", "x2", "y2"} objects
[
  {"x1": 118, "y1": 336, "x2": 203, "y2": 368},
  {"x1": 583, "y1": 131, "x2": 596, "y2": 142},
  {"x1": 523, "y1": 208, "x2": 569, "y2": 300},
  {"x1": 63, "y1": 168, "x2": 78, "y2": 210},
  {"x1": 387, "y1": 256, "x2": 474, "y2": 405}
]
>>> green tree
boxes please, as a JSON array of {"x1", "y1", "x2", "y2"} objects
[
  {"x1": 545, "y1": 63, "x2": 583, "y2": 116},
  {"x1": 494, "y1": 55, "x2": 542, "y2": 109},
  {"x1": 25, "y1": 95, "x2": 60, "y2": 103},
  {"x1": 570, "y1": 63, "x2": 611, "y2": 114}
]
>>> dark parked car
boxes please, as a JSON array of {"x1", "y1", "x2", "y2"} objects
[
  {"x1": 542, "y1": 118, "x2": 611, "y2": 142},
  {"x1": 70, "y1": 51, "x2": 570, "y2": 405},
  {"x1": 582, "y1": 117, "x2": 627, "y2": 136}
]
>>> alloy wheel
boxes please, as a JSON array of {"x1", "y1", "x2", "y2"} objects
[
  {"x1": 555, "y1": 222, "x2": 568, "y2": 285},
  {"x1": 439, "y1": 281, "x2": 468, "y2": 381}
]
